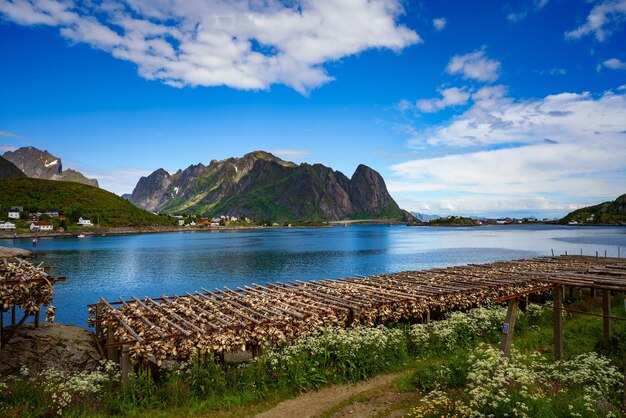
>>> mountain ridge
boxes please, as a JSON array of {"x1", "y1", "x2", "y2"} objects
[
  {"x1": 3, "y1": 147, "x2": 99, "y2": 187},
  {"x1": 129, "y1": 151, "x2": 411, "y2": 222}
]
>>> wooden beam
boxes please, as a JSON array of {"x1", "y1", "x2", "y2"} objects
[
  {"x1": 553, "y1": 286, "x2": 563, "y2": 361},
  {"x1": 500, "y1": 299, "x2": 519, "y2": 357},
  {"x1": 603, "y1": 289, "x2": 612, "y2": 345}
]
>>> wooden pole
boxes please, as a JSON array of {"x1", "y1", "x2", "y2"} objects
[
  {"x1": 500, "y1": 299, "x2": 519, "y2": 357},
  {"x1": 554, "y1": 286, "x2": 563, "y2": 361},
  {"x1": 95, "y1": 303, "x2": 102, "y2": 338},
  {"x1": 425, "y1": 309, "x2": 431, "y2": 324},
  {"x1": 34, "y1": 309, "x2": 40, "y2": 328},
  {"x1": 603, "y1": 289, "x2": 612, "y2": 345},
  {"x1": 121, "y1": 345, "x2": 131, "y2": 388},
  {"x1": 106, "y1": 325, "x2": 119, "y2": 363}
]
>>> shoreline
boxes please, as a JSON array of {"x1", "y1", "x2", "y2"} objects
[
  {"x1": 2, "y1": 221, "x2": 622, "y2": 241},
  {"x1": 0, "y1": 224, "x2": 334, "y2": 240}
]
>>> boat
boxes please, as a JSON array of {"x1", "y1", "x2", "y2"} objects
[{"x1": 77, "y1": 234, "x2": 85, "y2": 238}]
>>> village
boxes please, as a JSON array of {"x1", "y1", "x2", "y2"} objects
[{"x1": 0, "y1": 205, "x2": 255, "y2": 235}]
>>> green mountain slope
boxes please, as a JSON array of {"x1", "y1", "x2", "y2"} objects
[
  {"x1": 0, "y1": 156, "x2": 26, "y2": 179},
  {"x1": 130, "y1": 151, "x2": 412, "y2": 222},
  {"x1": 560, "y1": 194, "x2": 626, "y2": 225},
  {"x1": 0, "y1": 178, "x2": 174, "y2": 227}
]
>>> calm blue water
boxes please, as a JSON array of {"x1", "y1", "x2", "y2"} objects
[{"x1": 3, "y1": 224, "x2": 625, "y2": 327}]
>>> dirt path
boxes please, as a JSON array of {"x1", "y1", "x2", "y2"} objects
[{"x1": 255, "y1": 371, "x2": 414, "y2": 418}]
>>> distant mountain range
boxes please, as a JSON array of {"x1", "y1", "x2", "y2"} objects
[
  {"x1": 561, "y1": 194, "x2": 626, "y2": 225},
  {"x1": 410, "y1": 212, "x2": 441, "y2": 222},
  {"x1": 2, "y1": 147, "x2": 98, "y2": 187},
  {"x1": 130, "y1": 151, "x2": 412, "y2": 222}
]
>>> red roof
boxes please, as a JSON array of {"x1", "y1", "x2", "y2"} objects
[{"x1": 34, "y1": 221, "x2": 53, "y2": 226}]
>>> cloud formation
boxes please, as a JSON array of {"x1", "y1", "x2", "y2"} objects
[
  {"x1": 446, "y1": 49, "x2": 501, "y2": 82},
  {"x1": 565, "y1": 0, "x2": 626, "y2": 41},
  {"x1": 432, "y1": 17, "x2": 447, "y2": 31},
  {"x1": 0, "y1": 0, "x2": 419, "y2": 94},
  {"x1": 506, "y1": 0, "x2": 549, "y2": 22},
  {"x1": 603, "y1": 58, "x2": 626, "y2": 70},
  {"x1": 413, "y1": 87, "x2": 470, "y2": 113},
  {"x1": 390, "y1": 89, "x2": 626, "y2": 212}
]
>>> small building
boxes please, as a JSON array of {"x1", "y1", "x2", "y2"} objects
[
  {"x1": 8, "y1": 210, "x2": 20, "y2": 219},
  {"x1": 30, "y1": 221, "x2": 53, "y2": 231},
  {"x1": 188, "y1": 221, "x2": 196, "y2": 226},
  {"x1": 10, "y1": 206, "x2": 23, "y2": 213},
  {"x1": 78, "y1": 217, "x2": 92, "y2": 226},
  {"x1": 0, "y1": 221, "x2": 16, "y2": 230},
  {"x1": 44, "y1": 210, "x2": 60, "y2": 218},
  {"x1": 28, "y1": 213, "x2": 40, "y2": 221},
  {"x1": 58, "y1": 215, "x2": 67, "y2": 221},
  {"x1": 178, "y1": 220, "x2": 185, "y2": 226}
]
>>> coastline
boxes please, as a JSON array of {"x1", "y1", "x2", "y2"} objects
[{"x1": 0, "y1": 223, "x2": 336, "y2": 240}]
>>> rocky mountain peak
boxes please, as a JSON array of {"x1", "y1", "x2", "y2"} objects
[
  {"x1": 2, "y1": 146, "x2": 99, "y2": 187},
  {"x1": 128, "y1": 150, "x2": 410, "y2": 222}
]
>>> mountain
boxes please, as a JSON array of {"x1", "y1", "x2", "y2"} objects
[
  {"x1": 0, "y1": 178, "x2": 173, "y2": 227},
  {"x1": 3, "y1": 147, "x2": 99, "y2": 187},
  {"x1": 0, "y1": 156, "x2": 27, "y2": 179},
  {"x1": 129, "y1": 151, "x2": 411, "y2": 222},
  {"x1": 560, "y1": 194, "x2": 626, "y2": 225},
  {"x1": 410, "y1": 212, "x2": 441, "y2": 222}
]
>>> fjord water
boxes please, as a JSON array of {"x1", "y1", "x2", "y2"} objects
[{"x1": 6, "y1": 224, "x2": 626, "y2": 327}]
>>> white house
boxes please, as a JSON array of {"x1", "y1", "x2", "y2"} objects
[
  {"x1": 78, "y1": 217, "x2": 92, "y2": 226},
  {"x1": 178, "y1": 220, "x2": 185, "y2": 226},
  {"x1": 0, "y1": 221, "x2": 16, "y2": 230},
  {"x1": 8, "y1": 210, "x2": 20, "y2": 219},
  {"x1": 30, "y1": 221, "x2": 53, "y2": 231}
]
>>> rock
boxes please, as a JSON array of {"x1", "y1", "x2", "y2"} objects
[
  {"x1": 0, "y1": 156, "x2": 26, "y2": 179},
  {"x1": 0, "y1": 246, "x2": 31, "y2": 258},
  {"x1": 3, "y1": 146, "x2": 98, "y2": 187},
  {"x1": 0, "y1": 323, "x2": 101, "y2": 376}
]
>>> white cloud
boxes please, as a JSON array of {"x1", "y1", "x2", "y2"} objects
[
  {"x1": 390, "y1": 90, "x2": 626, "y2": 212},
  {"x1": 394, "y1": 195, "x2": 579, "y2": 217},
  {"x1": 415, "y1": 87, "x2": 470, "y2": 113},
  {"x1": 603, "y1": 58, "x2": 626, "y2": 70},
  {"x1": 506, "y1": 0, "x2": 549, "y2": 22},
  {"x1": 432, "y1": 17, "x2": 447, "y2": 31},
  {"x1": 446, "y1": 49, "x2": 501, "y2": 83},
  {"x1": 0, "y1": 145, "x2": 18, "y2": 153},
  {"x1": 0, "y1": 130, "x2": 29, "y2": 140},
  {"x1": 268, "y1": 149, "x2": 311, "y2": 160},
  {"x1": 0, "y1": 0, "x2": 420, "y2": 94},
  {"x1": 77, "y1": 167, "x2": 155, "y2": 196},
  {"x1": 565, "y1": 0, "x2": 626, "y2": 41}
]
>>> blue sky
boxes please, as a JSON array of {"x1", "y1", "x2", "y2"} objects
[{"x1": 1, "y1": 0, "x2": 625, "y2": 218}]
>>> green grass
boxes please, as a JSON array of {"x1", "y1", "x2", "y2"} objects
[{"x1": 0, "y1": 178, "x2": 175, "y2": 227}]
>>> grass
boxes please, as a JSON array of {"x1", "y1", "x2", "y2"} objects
[
  {"x1": 1, "y1": 297, "x2": 624, "y2": 417},
  {"x1": 0, "y1": 178, "x2": 175, "y2": 227}
]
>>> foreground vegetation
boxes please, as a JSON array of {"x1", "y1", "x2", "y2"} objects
[
  {"x1": 0, "y1": 178, "x2": 175, "y2": 227},
  {"x1": 1, "y1": 298, "x2": 624, "y2": 417}
]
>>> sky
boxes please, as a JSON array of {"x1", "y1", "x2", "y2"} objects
[{"x1": 0, "y1": 0, "x2": 625, "y2": 218}]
